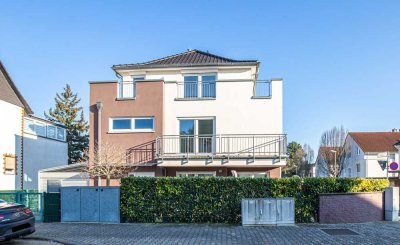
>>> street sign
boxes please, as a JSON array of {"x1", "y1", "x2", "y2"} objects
[{"x1": 389, "y1": 162, "x2": 399, "y2": 171}]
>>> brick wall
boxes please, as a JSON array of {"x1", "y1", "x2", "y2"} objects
[{"x1": 319, "y1": 192, "x2": 384, "y2": 224}]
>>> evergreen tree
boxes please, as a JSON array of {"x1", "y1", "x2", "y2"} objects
[{"x1": 45, "y1": 84, "x2": 89, "y2": 164}]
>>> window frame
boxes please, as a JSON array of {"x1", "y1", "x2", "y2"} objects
[
  {"x1": 356, "y1": 163, "x2": 361, "y2": 173},
  {"x1": 182, "y1": 73, "x2": 217, "y2": 99},
  {"x1": 176, "y1": 171, "x2": 216, "y2": 177},
  {"x1": 109, "y1": 117, "x2": 155, "y2": 133}
]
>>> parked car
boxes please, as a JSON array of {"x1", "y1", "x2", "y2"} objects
[{"x1": 0, "y1": 199, "x2": 35, "y2": 241}]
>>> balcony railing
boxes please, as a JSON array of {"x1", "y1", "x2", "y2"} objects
[
  {"x1": 176, "y1": 81, "x2": 216, "y2": 99},
  {"x1": 254, "y1": 80, "x2": 271, "y2": 97},
  {"x1": 156, "y1": 134, "x2": 287, "y2": 160},
  {"x1": 119, "y1": 81, "x2": 135, "y2": 99}
]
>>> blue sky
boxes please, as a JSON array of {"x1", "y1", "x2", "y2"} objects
[{"x1": 1, "y1": 0, "x2": 400, "y2": 152}]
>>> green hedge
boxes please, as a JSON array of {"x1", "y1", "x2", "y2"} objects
[{"x1": 120, "y1": 177, "x2": 388, "y2": 223}]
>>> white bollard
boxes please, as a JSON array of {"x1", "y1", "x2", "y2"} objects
[{"x1": 385, "y1": 187, "x2": 399, "y2": 221}]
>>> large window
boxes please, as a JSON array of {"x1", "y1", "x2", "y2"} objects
[
  {"x1": 110, "y1": 117, "x2": 154, "y2": 132},
  {"x1": 181, "y1": 74, "x2": 216, "y2": 99},
  {"x1": 119, "y1": 76, "x2": 145, "y2": 99},
  {"x1": 179, "y1": 119, "x2": 214, "y2": 154},
  {"x1": 24, "y1": 118, "x2": 64, "y2": 140}
]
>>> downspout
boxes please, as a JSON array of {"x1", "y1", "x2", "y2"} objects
[
  {"x1": 95, "y1": 101, "x2": 103, "y2": 186},
  {"x1": 20, "y1": 108, "x2": 24, "y2": 190}
]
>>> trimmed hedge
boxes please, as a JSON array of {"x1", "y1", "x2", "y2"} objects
[{"x1": 120, "y1": 177, "x2": 388, "y2": 223}]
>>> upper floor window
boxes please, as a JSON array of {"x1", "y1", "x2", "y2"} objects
[
  {"x1": 254, "y1": 80, "x2": 271, "y2": 97},
  {"x1": 110, "y1": 117, "x2": 154, "y2": 133},
  {"x1": 118, "y1": 76, "x2": 145, "y2": 99},
  {"x1": 356, "y1": 163, "x2": 361, "y2": 173},
  {"x1": 178, "y1": 74, "x2": 216, "y2": 99},
  {"x1": 356, "y1": 147, "x2": 361, "y2": 155},
  {"x1": 24, "y1": 117, "x2": 66, "y2": 141}
]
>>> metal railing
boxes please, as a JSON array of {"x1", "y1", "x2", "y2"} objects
[
  {"x1": 254, "y1": 80, "x2": 272, "y2": 97},
  {"x1": 119, "y1": 81, "x2": 135, "y2": 99},
  {"x1": 156, "y1": 134, "x2": 287, "y2": 159},
  {"x1": 177, "y1": 81, "x2": 216, "y2": 99}
]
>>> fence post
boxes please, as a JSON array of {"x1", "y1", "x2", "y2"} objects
[{"x1": 385, "y1": 187, "x2": 399, "y2": 221}]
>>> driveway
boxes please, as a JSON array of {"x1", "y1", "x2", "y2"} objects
[{"x1": 22, "y1": 222, "x2": 400, "y2": 245}]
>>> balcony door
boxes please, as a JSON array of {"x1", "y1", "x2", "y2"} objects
[{"x1": 179, "y1": 119, "x2": 214, "y2": 154}]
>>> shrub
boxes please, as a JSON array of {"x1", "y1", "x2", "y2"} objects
[{"x1": 120, "y1": 177, "x2": 388, "y2": 223}]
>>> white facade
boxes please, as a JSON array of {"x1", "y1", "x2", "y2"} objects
[
  {"x1": 117, "y1": 65, "x2": 285, "y2": 168},
  {"x1": 343, "y1": 136, "x2": 399, "y2": 178},
  {"x1": 0, "y1": 100, "x2": 23, "y2": 190}
]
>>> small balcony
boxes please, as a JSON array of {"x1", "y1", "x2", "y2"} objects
[
  {"x1": 156, "y1": 134, "x2": 287, "y2": 160},
  {"x1": 176, "y1": 81, "x2": 216, "y2": 100},
  {"x1": 118, "y1": 81, "x2": 135, "y2": 99}
]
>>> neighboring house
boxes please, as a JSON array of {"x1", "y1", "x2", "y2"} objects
[
  {"x1": 0, "y1": 61, "x2": 68, "y2": 190},
  {"x1": 38, "y1": 163, "x2": 88, "y2": 193},
  {"x1": 342, "y1": 132, "x2": 400, "y2": 178},
  {"x1": 89, "y1": 49, "x2": 287, "y2": 183}
]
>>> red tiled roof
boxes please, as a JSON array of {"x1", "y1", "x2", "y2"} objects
[{"x1": 349, "y1": 132, "x2": 400, "y2": 152}]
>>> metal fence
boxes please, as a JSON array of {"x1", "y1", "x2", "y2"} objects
[
  {"x1": 156, "y1": 134, "x2": 287, "y2": 159},
  {"x1": 177, "y1": 81, "x2": 216, "y2": 99},
  {"x1": 0, "y1": 191, "x2": 43, "y2": 221}
]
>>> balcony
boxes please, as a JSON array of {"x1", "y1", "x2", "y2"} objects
[
  {"x1": 156, "y1": 134, "x2": 287, "y2": 161},
  {"x1": 176, "y1": 81, "x2": 216, "y2": 100}
]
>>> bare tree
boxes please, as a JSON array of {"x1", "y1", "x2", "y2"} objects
[
  {"x1": 317, "y1": 125, "x2": 348, "y2": 177},
  {"x1": 83, "y1": 141, "x2": 136, "y2": 186},
  {"x1": 298, "y1": 144, "x2": 314, "y2": 177}
]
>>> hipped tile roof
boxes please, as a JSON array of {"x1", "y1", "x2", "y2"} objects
[{"x1": 349, "y1": 132, "x2": 400, "y2": 153}]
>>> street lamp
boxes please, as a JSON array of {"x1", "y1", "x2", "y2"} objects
[{"x1": 330, "y1": 150, "x2": 337, "y2": 177}]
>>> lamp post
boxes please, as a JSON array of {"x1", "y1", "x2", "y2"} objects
[{"x1": 330, "y1": 149, "x2": 337, "y2": 177}]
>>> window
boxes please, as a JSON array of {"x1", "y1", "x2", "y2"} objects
[
  {"x1": 57, "y1": 127, "x2": 66, "y2": 141},
  {"x1": 110, "y1": 117, "x2": 154, "y2": 132},
  {"x1": 254, "y1": 81, "x2": 271, "y2": 97},
  {"x1": 35, "y1": 122, "x2": 47, "y2": 137},
  {"x1": 119, "y1": 76, "x2": 144, "y2": 99},
  {"x1": 112, "y1": 119, "x2": 131, "y2": 130},
  {"x1": 179, "y1": 119, "x2": 214, "y2": 154},
  {"x1": 356, "y1": 163, "x2": 361, "y2": 173},
  {"x1": 24, "y1": 118, "x2": 35, "y2": 134},
  {"x1": 135, "y1": 119, "x2": 154, "y2": 130},
  {"x1": 47, "y1": 125, "x2": 57, "y2": 139},
  {"x1": 356, "y1": 147, "x2": 361, "y2": 155},
  {"x1": 181, "y1": 74, "x2": 216, "y2": 99},
  {"x1": 237, "y1": 172, "x2": 269, "y2": 178},
  {"x1": 3, "y1": 154, "x2": 16, "y2": 175},
  {"x1": 176, "y1": 171, "x2": 215, "y2": 177},
  {"x1": 347, "y1": 168, "x2": 352, "y2": 177}
]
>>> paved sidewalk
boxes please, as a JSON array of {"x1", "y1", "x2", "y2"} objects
[{"x1": 28, "y1": 222, "x2": 400, "y2": 245}]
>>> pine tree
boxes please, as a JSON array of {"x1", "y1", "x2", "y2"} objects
[{"x1": 45, "y1": 84, "x2": 89, "y2": 164}]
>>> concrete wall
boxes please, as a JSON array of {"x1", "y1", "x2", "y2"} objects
[
  {"x1": 0, "y1": 100, "x2": 22, "y2": 190},
  {"x1": 319, "y1": 192, "x2": 384, "y2": 224},
  {"x1": 18, "y1": 134, "x2": 68, "y2": 190}
]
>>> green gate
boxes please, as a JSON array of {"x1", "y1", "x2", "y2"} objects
[
  {"x1": 0, "y1": 191, "x2": 43, "y2": 221},
  {"x1": 43, "y1": 193, "x2": 61, "y2": 222}
]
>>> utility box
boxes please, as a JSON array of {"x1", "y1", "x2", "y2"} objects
[
  {"x1": 61, "y1": 187, "x2": 120, "y2": 223},
  {"x1": 241, "y1": 198, "x2": 295, "y2": 226}
]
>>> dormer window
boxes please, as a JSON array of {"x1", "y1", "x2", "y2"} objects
[{"x1": 118, "y1": 76, "x2": 145, "y2": 99}]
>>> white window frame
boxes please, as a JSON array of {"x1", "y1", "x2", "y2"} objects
[
  {"x1": 356, "y1": 163, "x2": 361, "y2": 173},
  {"x1": 237, "y1": 172, "x2": 270, "y2": 178},
  {"x1": 176, "y1": 171, "x2": 216, "y2": 177},
  {"x1": 47, "y1": 125, "x2": 57, "y2": 139},
  {"x1": 109, "y1": 117, "x2": 155, "y2": 133},
  {"x1": 182, "y1": 73, "x2": 217, "y2": 99},
  {"x1": 118, "y1": 75, "x2": 145, "y2": 99}
]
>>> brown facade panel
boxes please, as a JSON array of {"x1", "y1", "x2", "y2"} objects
[{"x1": 89, "y1": 80, "x2": 164, "y2": 163}]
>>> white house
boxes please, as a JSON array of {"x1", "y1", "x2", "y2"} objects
[
  {"x1": 89, "y1": 49, "x2": 287, "y2": 181},
  {"x1": 0, "y1": 60, "x2": 68, "y2": 190},
  {"x1": 342, "y1": 132, "x2": 400, "y2": 178}
]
